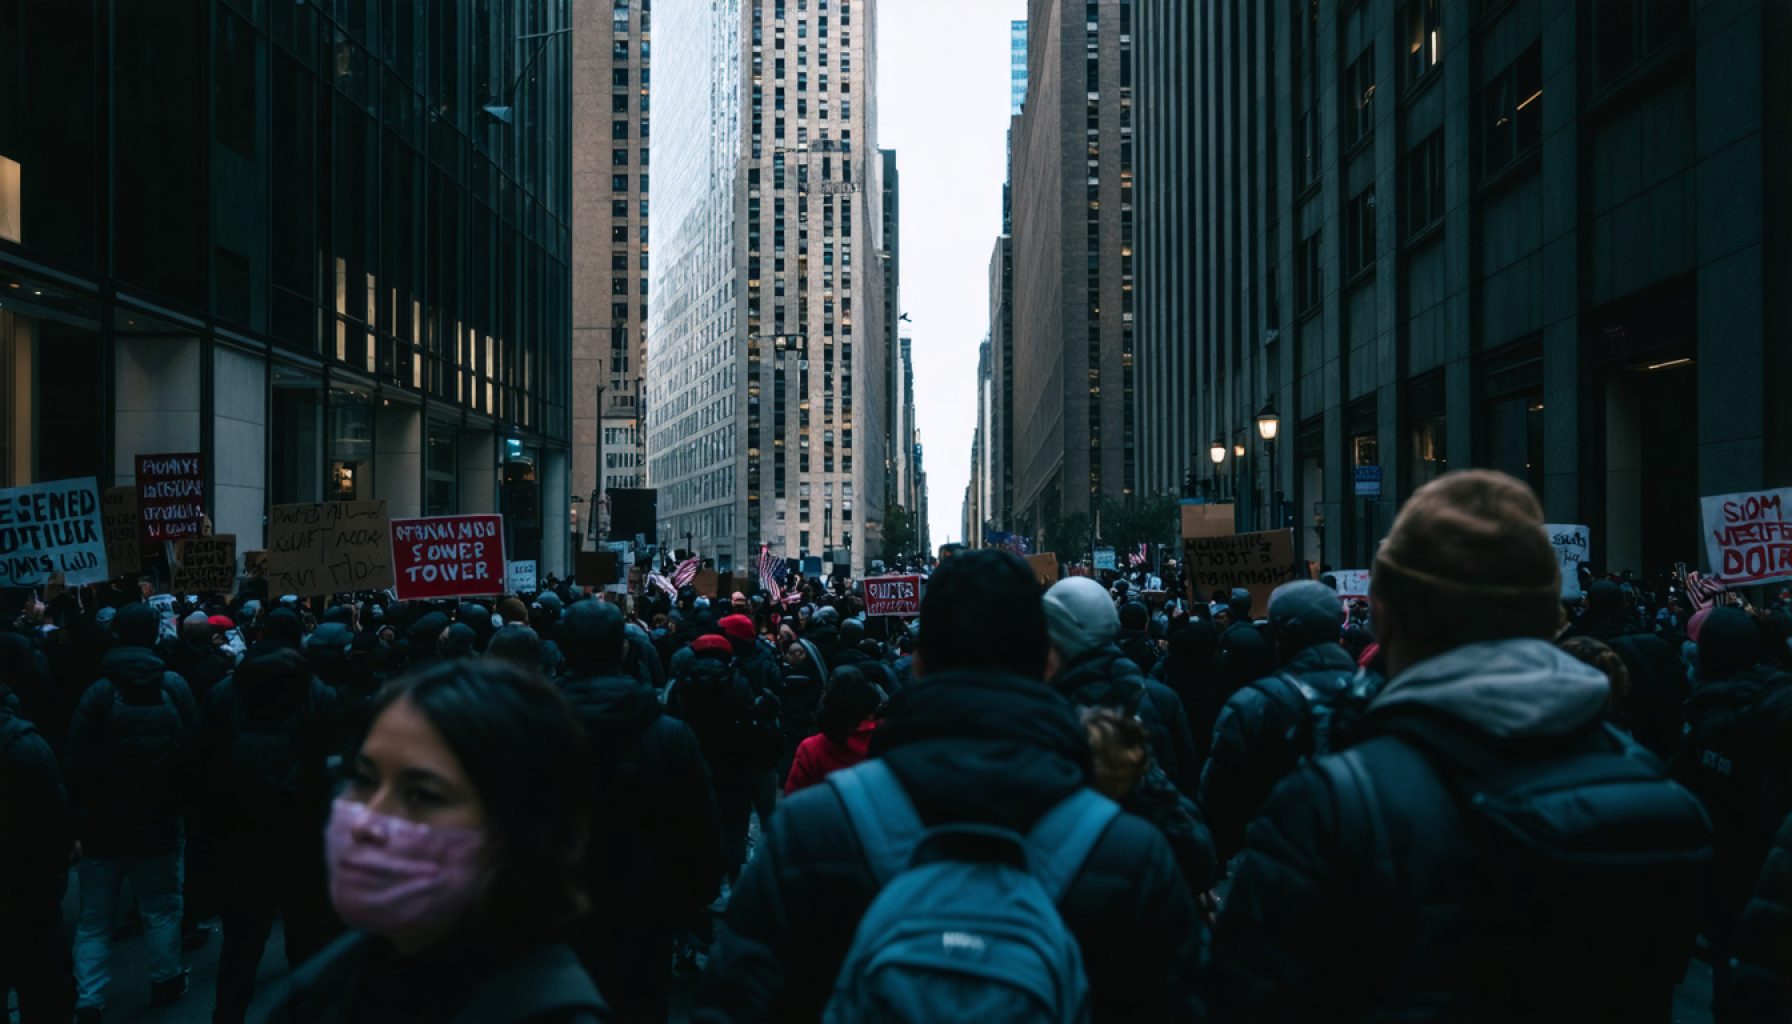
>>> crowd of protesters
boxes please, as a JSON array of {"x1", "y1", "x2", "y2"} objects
[{"x1": 2, "y1": 469, "x2": 1791, "y2": 1021}]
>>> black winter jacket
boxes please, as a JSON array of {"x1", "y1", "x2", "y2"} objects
[
  {"x1": 159, "y1": 637, "x2": 236, "y2": 705},
  {"x1": 0, "y1": 702, "x2": 73, "y2": 916},
  {"x1": 64, "y1": 645, "x2": 198, "y2": 858},
  {"x1": 1199, "y1": 642, "x2": 1364, "y2": 861},
  {"x1": 1730, "y1": 809, "x2": 1792, "y2": 1021},
  {"x1": 694, "y1": 669, "x2": 1203, "y2": 1024},
  {"x1": 1053, "y1": 643, "x2": 1201, "y2": 794},
  {"x1": 1205, "y1": 639, "x2": 1704, "y2": 1022}
]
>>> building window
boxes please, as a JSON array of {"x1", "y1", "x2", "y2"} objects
[
  {"x1": 1593, "y1": 0, "x2": 1690, "y2": 89},
  {"x1": 1405, "y1": 372, "x2": 1447, "y2": 494},
  {"x1": 1480, "y1": 43, "x2": 1542, "y2": 180},
  {"x1": 1403, "y1": 129, "x2": 1444, "y2": 238},
  {"x1": 1295, "y1": 228, "x2": 1322, "y2": 315},
  {"x1": 1344, "y1": 186, "x2": 1376, "y2": 280},
  {"x1": 1477, "y1": 342, "x2": 1545, "y2": 503},
  {"x1": 612, "y1": 121, "x2": 629, "y2": 140},
  {"x1": 1342, "y1": 47, "x2": 1375, "y2": 150},
  {"x1": 1401, "y1": 0, "x2": 1441, "y2": 89}
]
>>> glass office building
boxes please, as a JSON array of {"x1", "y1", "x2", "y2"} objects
[{"x1": 0, "y1": 0, "x2": 572, "y2": 569}]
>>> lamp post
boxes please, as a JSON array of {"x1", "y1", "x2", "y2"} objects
[
  {"x1": 1208, "y1": 438, "x2": 1226, "y2": 500},
  {"x1": 1256, "y1": 401, "x2": 1281, "y2": 530}
]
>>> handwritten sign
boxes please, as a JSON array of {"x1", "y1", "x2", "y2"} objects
[
  {"x1": 864, "y1": 574, "x2": 923, "y2": 617},
  {"x1": 171, "y1": 534, "x2": 238, "y2": 594},
  {"x1": 136, "y1": 452, "x2": 205, "y2": 542},
  {"x1": 1544, "y1": 524, "x2": 1591, "y2": 599},
  {"x1": 1327, "y1": 569, "x2": 1372, "y2": 599},
  {"x1": 506, "y1": 559, "x2": 537, "y2": 594},
  {"x1": 267, "y1": 500, "x2": 395, "y2": 596},
  {"x1": 1026, "y1": 553, "x2": 1060, "y2": 588},
  {"x1": 1701, "y1": 488, "x2": 1792, "y2": 586},
  {"x1": 1184, "y1": 529, "x2": 1299, "y2": 618},
  {"x1": 0, "y1": 477, "x2": 108, "y2": 587},
  {"x1": 390, "y1": 514, "x2": 505, "y2": 601},
  {"x1": 101, "y1": 485, "x2": 141, "y2": 577}
]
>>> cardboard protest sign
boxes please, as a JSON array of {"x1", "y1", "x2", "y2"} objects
[
  {"x1": 1544, "y1": 524, "x2": 1590, "y2": 598},
  {"x1": 506, "y1": 560, "x2": 537, "y2": 594},
  {"x1": 171, "y1": 534, "x2": 238, "y2": 595},
  {"x1": 692, "y1": 569, "x2": 720, "y2": 598},
  {"x1": 267, "y1": 500, "x2": 396, "y2": 596},
  {"x1": 1180, "y1": 501, "x2": 1235, "y2": 540},
  {"x1": 243, "y1": 550, "x2": 268, "y2": 578},
  {"x1": 0, "y1": 477, "x2": 108, "y2": 587},
  {"x1": 101, "y1": 486, "x2": 141, "y2": 577},
  {"x1": 136, "y1": 453, "x2": 205, "y2": 542},
  {"x1": 390, "y1": 515, "x2": 505, "y2": 601},
  {"x1": 1026, "y1": 553, "x2": 1060, "y2": 588},
  {"x1": 1184, "y1": 529, "x2": 1299, "y2": 618},
  {"x1": 1328, "y1": 569, "x2": 1372, "y2": 598},
  {"x1": 864, "y1": 574, "x2": 923, "y2": 617},
  {"x1": 1701, "y1": 488, "x2": 1792, "y2": 586}
]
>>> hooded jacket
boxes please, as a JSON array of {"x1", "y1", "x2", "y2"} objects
[
  {"x1": 782, "y1": 718, "x2": 877, "y2": 795},
  {"x1": 64, "y1": 642, "x2": 199, "y2": 858},
  {"x1": 1205, "y1": 638, "x2": 1703, "y2": 1021},
  {"x1": 1052, "y1": 643, "x2": 1200, "y2": 794},
  {"x1": 694, "y1": 669, "x2": 1202, "y2": 1024}
]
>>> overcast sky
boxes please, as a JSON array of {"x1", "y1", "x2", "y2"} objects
[{"x1": 877, "y1": 0, "x2": 1027, "y2": 549}]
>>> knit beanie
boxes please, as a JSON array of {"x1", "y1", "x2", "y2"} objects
[
  {"x1": 1268, "y1": 580, "x2": 1345, "y2": 650},
  {"x1": 1043, "y1": 577, "x2": 1120, "y2": 659}
]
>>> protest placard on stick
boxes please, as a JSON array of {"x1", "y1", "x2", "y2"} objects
[
  {"x1": 0, "y1": 477, "x2": 108, "y2": 587},
  {"x1": 267, "y1": 500, "x2": 395, "y2": 596},
  {"x1": 137, "y1": 453, "x2": 205, "y2": 542},
  {"x1": 1184, "y1": 529, "x2": 1300, "y2": 618},
  {"x1": 171, "y1": 534, "x2": 238, "y2": 594},
  {"x1": 390, "y1": 514, "x2": 505, "y2": 601},
  {"x1": 1701, "y1": 488, "x2": 1792, "y2": 587},
  {"x1": 101, "y1": 486, "x2": 141, "y2": 577}
]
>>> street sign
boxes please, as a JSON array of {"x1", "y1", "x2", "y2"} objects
[{"x1": 1354, "y1": 465, "x2": 1382, "y2": 498}]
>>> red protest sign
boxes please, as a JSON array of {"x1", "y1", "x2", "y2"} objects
[
  {"x1": 390, "y1": 514, "x2": 506, "y2": 601},
  {"x1": 863, "y1": 574, "x2": 922, "y2": 617},
  {"x1": 136, "y1": 452, "x2": 205, "y2": 542}
]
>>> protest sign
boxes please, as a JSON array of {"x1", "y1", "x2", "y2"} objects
[
  {"x1": 1184, "y1": 529, "x2": 1299, "y2": 618},
  {"x1": 1701, "y1": 488, "x2": 1792, "y2": 587},
  {"x1": 1093, "y1": 547, "x2": 1117, "y2": 571},
  {"x1": 390, "y1": 514, "x2": 505, "y2": 601},
  {"x1": 0, "y1": 477, "x2": 108, "y2": 587},
  {"x1": 101, "y1": 486, "x2": 141, "y2": 577},
  {"x1": 1026, "y1": 553, "x2": 1060, "y2": 588},
  {"x1": 1328, "y1": 569, "x2": 1371, "y2": 599},
  {"x1": 136, "y1": 453, "x2": 205, "y2": 542},
  {"x1": 576, "y1": 550, "x2": 617, "y2": 587},
  {"x1": 1544, "y1": 524, "x2": 1591, "y2": 599},
  {"x1": 506, "y1": 560, "x2": 537, "y2": 594},
  {"x1": 1180, "y1": 501, "x2": 1235, "y2": 540},
  {"x1": 267, "y1": 500, "x2": 395, "y2": 596},
  {"x1": 692, "y1": 569, "x2": 720, "y2": 598},
  {"x1": 864, "y1": 574, "x2": 923, "y2": 617},
  {"x1": 171, "y1": 534, "x2": 238, "y2": 594}
]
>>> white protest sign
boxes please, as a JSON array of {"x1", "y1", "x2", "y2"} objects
[
  {"x1": 506, "y1": 559, "x2": 537, "y2": 594},
  {"x1": 1544, "y1": 524, "x2": 1590, "y2": 599},
  {"x1": 1328, "y1": 569, "x2": 1371, "y2": 598},
  {"x1": 0, "y1": 477, "x2": 109, "y2": 587},
  {"x1": 1701, "y1": 488, "x2": 1792, "y2": 587}
]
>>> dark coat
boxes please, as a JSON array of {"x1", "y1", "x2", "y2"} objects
[
  {"x1": 0, "y1": 702, "x2": 73, "y2": 919},
  {"x1": 693, "y1": 669, "x2": 1203, "y2": 1024},
  {"x1": 63, "y1": 645, "x2": 198, "y2": 859},
  {"x1": 159, "y1": 637, "x2": 236, "y2": 705},
  {"x1": 1053, "y1": 643, "x2": 1201, "y2": 794},
  {"x1": 1730, "y1": 809, "x2": 1792, "y2": 1020}
]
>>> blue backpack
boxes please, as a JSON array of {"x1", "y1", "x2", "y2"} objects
[{"x1": 824, "y1": 759, "x2": 1121, "y2": 1024}]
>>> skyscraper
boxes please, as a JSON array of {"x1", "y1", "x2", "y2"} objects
[
  {"x1": 649, "y1": 0, "x2": 887, "y2": 575},
  {"x1": 573, "y1": 0, "x2": 651, "y2": 547}
]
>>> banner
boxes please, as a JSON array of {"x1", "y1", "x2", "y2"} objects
[
  {"x1": 136, "y1": 452, "x2": 205, "y2": 542},
  {"x1": 1701, "y1": 488, "x2": 1792, "y2": 587},
  {"x1": 864, "y1": 574, "x2": 923, "y2": 617},
  {"x1": 506, "y1": 559, "x2": 537, "y2": 594},
  {"x1": 171, "y1": 534, "x2": 238, "y2": 594},
  {"x1": 1544, "y1": 524, "x2": 1591, "y2": 599},
  {"x1": 1026, "y1": 553, "x2": 1060, "y2": 588},
  {"x1": 101, "y1": 485, "x2": 141, "y2": 577},
  {"x1": 1184, "y1": 529, "x2": 1299, "y2": 618},
  {"x1": 390, "y1": 514, "x2": 505, "y2": 601},
  {"x1": 1326, "y1": 569, "x2": 1371, "y2": 599},
  {"x1": 0, "y1": 477, "x2": 108, "y2": 587},
  {"x1": 1180, "y1": 501, "x2": 1235, "y2": 540},
  {"x1": 267, "y1": 500, "x2": 396, "y2": 596}
]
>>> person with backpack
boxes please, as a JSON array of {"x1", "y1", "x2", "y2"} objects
[
  {"x1": 196, "y1": 648, "x2": 343, "y2": 1023},
  {"x1": 1203, "y1": 471, "x2": 1711, "y2": 1021},
  {"x1": 557, "y1": 600, "x2": 723, "y2": 1023},
  {"x1": 667, "y1": 633, "x2": 781, "y2": 879},
  {"x1": 0, "y1": 679, "x2": 77, "y2": 1023},
  {"x1": 1116, "y1": 601, "x2": 1160, "y2": 676},
  {"x1": 64, "y1": 602, "x2": 201, "y2": 1022},
  {"x1": 1199, "y1": 580, "x2": 1379, "y2": 862},
  {"x1": 1043, "y1": 577, "x2": 1201, "y2": 795},
  {"x1": 695, "y1": 550, "x2": 1202, "y2": 1023}
]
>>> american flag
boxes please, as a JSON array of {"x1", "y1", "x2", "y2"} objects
[
  {"x1": 670, "y1": 556, "x2": 702, "y2": 589},
  {"x1": 757, "y1": 548, "x2": 786, "y2": 604},
  {"x1": 1128, "y1": 542, "x2": 1149, "y2": 568},
  {"x1": 1685, "y1": 570, "x2": 1726, "y2": 611},
  {"x1": 646, "y1": 573, "x2": 677, "y2": 599}
]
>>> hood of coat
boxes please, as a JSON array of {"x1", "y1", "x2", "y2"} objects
[
  {"x1": 869, "y1": 669, "x2": 1091, "y2": 832},
  {"x1": 1051, "y1": 643, "x2": 1147, "y2": 709},
  {"x1": 99, "y1": 644, "x2": 172, "y2": 696},
  {"x1": 1369, "y1": 637, "x2": 1610, "y2": 740},
  {"x1": 560, "y1": 673, "x2": 660, "y2": 735}
]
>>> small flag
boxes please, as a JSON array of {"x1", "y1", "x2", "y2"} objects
[
  {"x1": 646, "y1": 573, "x2": 677, "y2": 599},
  {"x1": 757, "y1": 548, "x2": 784, "y2": 605},
  {"x1": 1685, "y1": 570, "x2": 1725, "y2": 611},
  {"x1": 670, "y1": 556, "x2": 702, "y2": 589},
  {"x1": 1128, "y1": 542, "x2": 1149, "y2": 567}
]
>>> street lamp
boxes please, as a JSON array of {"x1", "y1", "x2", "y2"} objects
[
  {"x1": 1209, "y1": 439, "x2": 1226, "y2": 465},
  {"x1": 1255, "y1": 401, "x2": 1281, "y2": 442},
  {"x1": 1256, "y1": 401, "x2": 1281, "y2": 530}
]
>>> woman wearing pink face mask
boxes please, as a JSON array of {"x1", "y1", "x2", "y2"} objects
[{"x1": 266, "y1": 661, "x2": 606, "y2": 1023}]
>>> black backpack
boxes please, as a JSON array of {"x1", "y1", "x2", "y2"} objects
[
  {"x1": 1250, "y1": 666, "x2": 1381, "y2": 759},
  {"x1": 675, "y1": 658, "x2": 782, "y2": 771},
  {"x1": 102, "y1": 681, "x2": 185, "y2": 784},
  {"x1": 227, "y1": 686, "x2": 314, "y2": 801}
]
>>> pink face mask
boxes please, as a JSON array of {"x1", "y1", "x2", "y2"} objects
[{"x1": 326, "y1": 798, "x2": 487, "y2": 939}]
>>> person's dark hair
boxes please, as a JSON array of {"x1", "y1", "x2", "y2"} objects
[
  {"x1": 818, "y1": 665, "x2": 880, "y2": 744},
  {"x1": 559, "y1": 599, "x2": 625, "y2": 676},
  {"x1": 916, "y1": 549, "x2": 1048, "y2": 679},
  {"x1": 437, "y1": 622, "x2": 478, "y2": 660},
  {"x1": 485, "y1": 624, "x2": 543, "y2": 674},
  {"x1": 368, "y1": 660, "x2": 593, "y2": 956}
]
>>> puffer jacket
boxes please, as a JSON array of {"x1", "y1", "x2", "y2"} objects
[
  {"x1": 64, "y1": 645, "x2": 198, "y2": 858},
  {"x1": 1199, "y1": 642, "x2": 1365, "y2": 861},
  {"x1": 1205, "y1": 639, "x2": 1706, "y2": 1022},
  {"x1": 1053, "y1": 643, "x2": 1200, "y2": 793},
  {"x1": 694, "y1": 669, "x2": 1202, "y2": 1024},
  {"x1": 1730, "y1": 808, "x2": 1792, "y2": 1021}
]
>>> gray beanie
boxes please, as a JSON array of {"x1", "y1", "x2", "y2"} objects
[
  {"x1": 1268, "y1": 580, "x2": 1345, "y2": 650},
  {"x1": 1043, "y1": 577, "x2": 1120, "y2": 659}
]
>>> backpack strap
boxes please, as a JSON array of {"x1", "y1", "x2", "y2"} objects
[
  {"x1": 830, "y1": 758, "x2": 924, "y2": 885},
  {"x1": 1315, "y1": 748, "x2": 1390, "y2": 875},
  {"x1": 1023, "y1": 788, "x2": 1122, "y2": 903}
]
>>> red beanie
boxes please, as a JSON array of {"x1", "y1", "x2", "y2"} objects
[
  {"x1": 719, "y1": 614, "x2": 756, "y2": 642},
  {"x1": 207, "y1": 615, "x2": 236, "y2": 632},
  {"x1": 692, "y1": 634, "x2": 733, "y2": 658}
]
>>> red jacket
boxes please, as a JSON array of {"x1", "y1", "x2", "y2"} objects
[{"x1": 784, "y1": 719, "x2": 879, "y2": 795}]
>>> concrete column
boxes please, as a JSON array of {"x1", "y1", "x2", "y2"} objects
[
  {"x1": 541, "y1": 448, "x2": 569, "y2": 579},
  {"x1": 375, "y1": 404, "x2": 423, "y2": 519},
  {"x1": 211, "y1": 346, "x2": 266, "y2": 550},
  {"x1": 115, "y1": 336, "x2": 202, "y2": 478},
  {"x1": 459, "y1": 427, "x2": 496, "y2": 513}
]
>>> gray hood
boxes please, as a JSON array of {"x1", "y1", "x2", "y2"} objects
[{"x1": 1371, "y1": 638, "x2": 1609, "y2": 740}]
